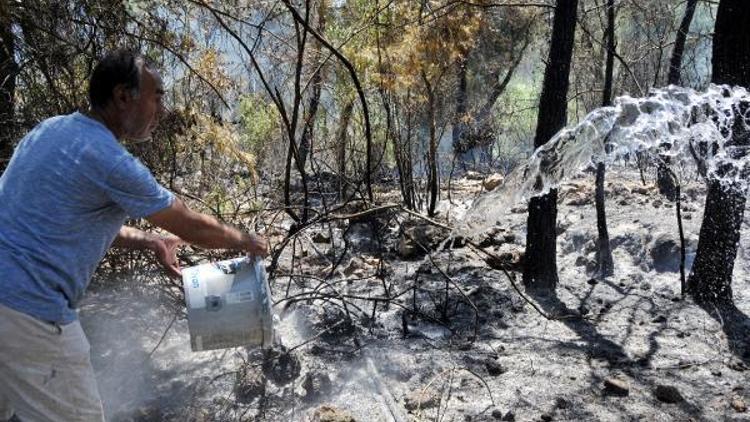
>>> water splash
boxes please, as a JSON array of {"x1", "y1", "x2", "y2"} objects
[{"x1": 463, "y1": 84, "x2": 750, "y2": 235}]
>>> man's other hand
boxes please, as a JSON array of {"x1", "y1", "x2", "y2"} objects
[{"x1": 152, "y1": 235, "x2": 184, "y2": 278}]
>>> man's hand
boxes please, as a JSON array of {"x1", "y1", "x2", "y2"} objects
[
  {"x1": 151, "y1": 235, "x2": 184, "y2": 278},
  {"x1": 245, "y1": 233, "x2": 269, "y2": 258}
]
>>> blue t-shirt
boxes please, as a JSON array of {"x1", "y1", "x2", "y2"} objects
[{"x1": 0, "y1": 112, "x2": 174, "y2": 324}]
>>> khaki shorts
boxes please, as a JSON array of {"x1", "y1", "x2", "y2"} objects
[{"x1": 0, "y1": 304, "x2": 105, "y2": 422}]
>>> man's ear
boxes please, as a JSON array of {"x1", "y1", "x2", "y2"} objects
[{"x1": 111, "y1": 84, "x2": 133, "y2": 110}]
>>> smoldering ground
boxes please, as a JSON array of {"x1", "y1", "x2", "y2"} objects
[{"x1": 79, "y1": 168, "x2": 750, "y2": 421}]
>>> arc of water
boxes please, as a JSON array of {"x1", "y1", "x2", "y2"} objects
[{"x1": 463, "y1": 84, "x2": 750, "y2": 236}]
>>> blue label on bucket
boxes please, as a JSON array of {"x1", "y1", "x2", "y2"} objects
[{"x1": 191, "y1": 272, "x2": 200, "y2": 289}]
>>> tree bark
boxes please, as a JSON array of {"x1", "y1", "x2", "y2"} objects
[
  {"x1": 523, "y1": 0, "x2": 578, "y2": 291},
  {"x1": 687, "y1": 0, "x2": 750, "y2": 304},
  {"x1": 688, "y1": 180, "x2": 746, "y2": 303}
]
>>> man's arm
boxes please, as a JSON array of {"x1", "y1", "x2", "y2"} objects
[
  {"x1": 146, "y1": 197, "x2": 268, "y2": 256},
  {"x1": 112, "y1": 226, "x2": 184, "y2": 278},
  {"x1": 112, "y1": 226, "x2": 160, "y2": 250}
]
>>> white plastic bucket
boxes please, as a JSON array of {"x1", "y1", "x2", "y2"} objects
[{"x1": 182, "y1": 257, "x2": 274, "y2": 352}]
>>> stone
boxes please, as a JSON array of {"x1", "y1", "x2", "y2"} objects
[
  {"x1": 491, "y1": 409, "x2": 504, "y2": 419},
  {"x1": 648, "y1": 232, "x2": 698, "y2": 273},
  {"x1": 540, "y1": 413, "x2": 553, "y2": 421},
  {"x1": 603, "y1": 377, "x2": 630, "y2": 396},
  {"x1": 731, "y1": 397, "x2": 747, "y2": 412},
  {"x1": 649, "y1": 233, "x2": 681, "y2": 272},
  {"x1": 404, "y1": 388, "x2": 440, "y2": 411},
  {"x1": 397, "y1": 237, "x2": 419, "y2": 260},
  {"x1": 654, "y1": 384, "x2": 683, "y2": 403},
  {"x1": 609, "y1": 184, "x2": 631, "y2": 197},
  {"x1": 555, "y1": 398, "x2": 570, "y2": 409},
  {"x1": 631, "y1": 185, "x2": 653, "y2": 195},
  {"x1": 478, "y1": 226, "x2": 512, "y2": 248},
  {"x1": 312, "y1": 232, "x2": 331, "y2": 243},
  {"x1": 397, "y1": 222, "x2": 451, "y2": 259},
  {"x1": 483, "y1": 246, "x2": 524, "y2": 272},
  {"x1": 466, "y1": 170, "x2": 485, "y2": 180},
  {"x1": 502, "y1": 411, "x2": 516, "y2": 421},
  {"x1": 485, "y1": 360, "x2": 507, "y2": 376},
  {"x1": 311, "y1": 405, "x2": 356, "y2": 422},
  {"x1": 343, "y1": 256, "x2": 381, "y2": 278},
  {"x1": 483, "y1": 173, "x2": 505, "y2": 191},
  {"x1": 565, "y1": 192, "x2": 592, "y2": 206},
  {"x1": 652, "y1": 315, "x2": 667, "y2": 324}
]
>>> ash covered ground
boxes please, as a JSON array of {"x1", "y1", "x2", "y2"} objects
[{"x1": 80, "y1": 169, "x2": 750, "y2": 422}]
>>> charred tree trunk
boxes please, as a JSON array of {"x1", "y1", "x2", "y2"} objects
[
  {"x1": 523, "y1": 0, "x2": 578, "y2": 291},
  {"x1": 298, "y1": 0, "x2": 326, "y2": 171},
  {"x1": 392, "y1": 106, "x2": 415, "y2": 210},
  {"x1": 336, "y1": 100, "x2": 354, "y2": 201},
  {"x1": 402, "y1": 102, "x2": 417, "y2": 210},
  {"x1": 0, "y1": 1, "x2": 15, "y2": 174},
  {"x1": 667, "y1": 0, "x2": 699, "y2": 86},
  {"x1": 687, "y1": 0, "x2": 750, "y2": 304},
  {"x1": 657, "y1": 0, "x2": 698, "y2": 200},
  {"x1": 452, "y1": 56, "x2": 469, "y2": 160},
  {"x1": 594, "y1": 163, "x2": 613, "y2": 276},
  {"x1": 594, "y1": 0, "x2": 615, "y2": 278},
  {"x1": 689, "y1": 180, "x2": 746, "y2": 303},
  {"x1": 422, "y1": 71, "x2": 439, "y2": 217}
]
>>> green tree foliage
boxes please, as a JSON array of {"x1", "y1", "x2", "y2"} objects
[{"x1": 238, "y1": 93, "x2": 281, "y2": 158}]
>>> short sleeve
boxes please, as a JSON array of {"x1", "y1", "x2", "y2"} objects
[{"x1": 104, "y1": 156, "x2": 174, "y2": 218}]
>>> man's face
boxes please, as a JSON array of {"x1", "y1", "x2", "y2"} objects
[{"x1": 123, "y1": 66, "x2": 165, "y2": 141}]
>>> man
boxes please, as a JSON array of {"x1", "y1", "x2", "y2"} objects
[{"x1": 0, "y1": 49, "x2": 268, "y2": 421}]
